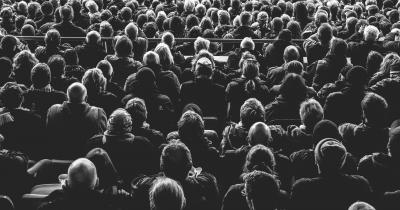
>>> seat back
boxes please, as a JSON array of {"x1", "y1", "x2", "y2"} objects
[
  {"x1": 35, "y1": 159, "x2": 72, "y2": 184},
  {"x1": 0, "y1": 195, "x2": 14, "y2": 210}
]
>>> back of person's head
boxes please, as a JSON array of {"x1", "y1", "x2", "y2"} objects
[
  {"x1": 86, "y1": 30, "x2": 101, "y2": 45},
  {"x1": 155, "y1": 43, "x2": 174, "y2": 67},
  {"x1": 64, "y1": 49, "x2": 79, "y2": 66},
  {"x1": 0, "y1": 82, "x2": 23, "y2": 109},
  {"x1": 86, "y1": 0, "x2": 98, "y2": 13},
  {"x1": 348, "y1": 201, "x2": 376, "y2": 210},
  {"x1": 48, "y1": 54, "x2": 65, "y2": 78},
  {"x1": 45, "y1": 29, "x2": 61, "y2": 47},
  {"x1": 287, "y1": 21, "x2": 301, "y2": 39},
  {"x1": 240, "y1": 11, "x2": 252, "y2": 26},
  {"x1": 218, "y1": 10, "x2": 230, "y2": 25},
  {"x1": 149, "y1": 177, "x2": 186, "y2": 210},
  {"x1": 67, "y1": 82, "x2": 87, "y2": 103},
  {"x1": 313, "y1": 120, "x2": 340, "y2": 145},
  {"x1": 388, "y1": 126, "x2": 400, "y2": 160},
  {"x1": 96, "y1": 60, "x2": 113, "y2": 81},
  {"x1": 85, "y1": 148, "x2": 118, "y2": 189},
  {"x1": 41, "y1": 1, "x2": 54, "y2": 15},
  {"x1": 161, "y1": 32, "x2": 175, "y2": 48},
  {"x1": 194, "y1": 37, "x2": 210, "y2": 54},
  {"x1": 243, "y1": 171, "x2": 280, "y2": 210},
  {"x1": 278, "y1": 29, "x2": 292, "y2": 42},
  {"x1": 315, "y1": 11, "x2": 328, "y2": 27},
  {"x1": 15, "y1": 15, "x2": 26, "y2": 30},
  {"x1": 21, "y1": 24, "x2": 35, "y2": 36},
  {"x1": 329, "y1": 38, "x2": 347, "y2": 56},
  {"x1": 106, "y1": 108, "x2": 132, "y2": 135},
  {"x1": 247, "y1": 122, "x2": 272, "y2": 146},
  {"x1": 361, "y1": 93, "x2": 388, "y2": 127},
  {"x1": 346, "y1": 66, "x2": 368, "y2": 88},
  {"x1": 364, "y1": 25, "x2": 379, "y2": 42},
  {"x1": 366, "y1": 51, "x2": 383, "y2": 76},
  {"x1": 279, "y1": 73, "x2": 307, "y2": 102},
  {"x1": 192, "y1": 50, "x2": 215, "y2": 72},
  {"x1": 115, "y1": 36, "x2": 133, "y2": 57},
  {"x1": 82, "y1": 68, "x2": 106, "y2": 96},
  {"x1": 143, "y1": 51, "x2": 160, "y2": 67},
  {"x1": 283, "y1": 45, "x2": 299, "y2": 63},
  {"x1": 100, "y1": 21, "x2": 114, "y2": 37},
  {"x1": 160, "y1": 140, "x2": 193, "y2": 181},
  {"x1": 31, "y1": 63, "x2": 51, "y2": 89},
  {"x1": 194, "y1": 57, "x2": 213, "y2": 78},
  {"x1": 137, "y1": 14, "x2": 148, "y2": 29},
  {"x1": 120, "y1": 7, "x2": 132, "y2": 21},
  {"x1": 300, "y1": 99, "x2": 324, "y2": 131},
  {"x1": 1, "y1": 35, "x2": 17, "y2": 52},
  {"x1": 125, "y1": 23, "x2": 138, "y2": 41},
  {"x1": 271, "y1": 17, "x2": 283, "y2": 32},
  {"x1": 125, "y1": 97, "x2": 147, "y2": 128},
  {"x1": 178, "y1": 110, "x2": 205, "y2": 142},
  {"x1": 242, "y1": 59, "x2": 260, "y2": 94},
  {"x1": 240, "y1": 98, "x2": 265, "y2": 129},
  {"x1": 67, "y1": 158, "x2": 98, "y2": 190},
  {"x1": 284, "y1": 60, "x2": 303, "y2": 75},
  {"x1": 240, "y1": 37, "x2": 255, "y2": 51},
  {"x1": 59, "y1": 5, "x2": 74, "y2": 21},
  {"x1": 170, "y1": 16, "x2": 185, "y2": 37},
  {"x1": 243, "y1": 144, "x2": 275, "y2": 174},
  {"x1": 317, "y1": 23, "x2": 333, "y2": 44},
  {"x1": 314, "y1": 138, "x2": 347, "y2": 174}
]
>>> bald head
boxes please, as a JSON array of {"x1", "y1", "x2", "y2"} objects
[
  {"x1": 248, "y1": 122, "x2": 272, "y2": 146},
  {"x1": 67, "y1": 82, "x2": 87, "y2": 103},
  {"x1": 67, "y1": 158, "x2": 98, "y2": 190}
]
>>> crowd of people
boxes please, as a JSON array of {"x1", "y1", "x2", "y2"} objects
[{"x1": 1, "y1": 0, "x2": 400, "y2": 209}]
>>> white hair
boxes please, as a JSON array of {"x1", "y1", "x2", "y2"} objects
[
  {"x1": 240, "y1": 37, "x2": 255, "y2": 51},
  {"x1": 194, "y1": 37, "x2": 210, "y2": 54},
  {"x1": 364, "y1": 25, "x2": 379, "y2": 41}
]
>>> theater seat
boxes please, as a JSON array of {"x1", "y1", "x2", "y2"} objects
[
  {"x1": 34, "y1": 160, "x2": 72, "y2": 184},
  {"x1": 30, "y1": 184, "x2": 62, "y2": 195},
  {"x1": 20, "y1": 194, "x2": 46, "y2": 210},
  {"x1": 0, "y1": 195, "x2": 14, "y2": 210}
]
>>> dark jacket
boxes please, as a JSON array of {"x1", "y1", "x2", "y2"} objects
[
  {"x1": 231, "y1": 26, "x2": 259, "y2": 39},
  {"x1": 105, "y1": 55, "x2": 143, "y2": 88},
  {"x1": 303, "y1": 34, "x2": 330, "y2": 65},
  {"x1": 34, "y1": 46, "x2": 66, "y2": 63},
  {"x1": 35, "y1": 15, "x2": 55, "y2": 28},
  {"x1": 180, "y1": 78, "x2": 227, "y2": 124},
  {"x1": 0, "y1": 108, "x2": 45, "y2": 160},
  {"x1": 348, "y1": 41, "x2": 383, "y2": 67},
  {"x1": 86, "y1": 91, "x2": 121, "y2": 117},
  {"x1": 263, "y1": 39, "x2": 292, "y2": 69},
  {"x1": 358, "y1": 153, "x2": 400, "y2": 194},
  {"x1": 313, "y1": 54, "x2": 349, "y2": 91},
  {"x1": 46, "y1": 102, "x2": 107, "y2": 159},
  {"x1": 290, "y1": 174, "x2": 372, "y2": 210},
  {"x1": 88, "y1": 133, "x2": 158, "y2": 184},
  {"x1": 22, "y1": 88, "x2": 67, "y2": 120},
  {"x1": 75, "y1": 43, "x2": 107, "y2": 69},
  {"x1": 52, "y1": 21, "x2": 86, "y2": 37},
  {"x1": 265, "y1": 96, "x2": 304, "y2": 123},
  {"x1": 370, "y1": 76, "x2": 400, "y2": 123}
]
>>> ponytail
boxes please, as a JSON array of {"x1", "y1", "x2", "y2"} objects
[{"x1": 245, "y1": 79, "x2": 256, "y2": 94}]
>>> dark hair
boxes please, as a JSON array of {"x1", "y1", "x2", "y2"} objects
[
  {"x1": 86, "y1": 148, "x2": 119, "y2": 189},
  {"x1": 21, "y1": 24, "x2": 35, "y2": 36},
  {"x1": 313, "y1": 120, "x2": 340, "y2": 145},
  {"x1": 279, "y1": 73, "x2": 307, "y2": 102},
  {"x1": 366, "y1": 51, "x2": 383, "y2": 76},
  {"x1": 59, "y1": 5, "x2": 74, "y2": 21},
  {"x1": 0, "y1": 82, "x2": 24, "y2": 109},
  {"x1": 243, "y1": 145, "x2": 276, "y2": 174},
  {"x1": 284, "y1": 60, "x2": 303, "y2": 75},
  {"x1": 389, "y1": 127, "x2": 400, "y2": 160},
  {"x1": 0, "y1": 57, "x2": 12, "y2": 84},
  {"x1": 115, "y1": 36, "x2": 132, "y2": 57},
  {"x1": 243, "y1": 171, "x2": 280, "y2": 210},
  {"x1": 41, "y1": 1, "x2": 53, "y2": 15},
  {"x1": 137, "y1": 14, "x2": 148, "y2": 29},
  {"x1": 318, "y1": 23, "x2": 333, "y2": 44},
  {"x1": 48, "y1": 55, "x2": 65, "y2": 78},
  {"x1": 329, "y1": 38, "x2": 347, "y2": 56},
  {"x1": 160, "y1": 140, "x2": 193, "y2": 181},
  {"x1": 346, "y1": 66, "x2": 368, "y2": 87},
  {"x1": 361, "y1": 93, "x2": 388, "y2": 127},
  {"x1": 31, "y1": 63, "x2": 51, "y2": 88},
  {"x1": 177, "y1": 110, "x2": 204, "y2": 142},
  {"x1": 170, "y1": 16, "x2": 185, "y2": 37},
  {"x1": 64, "y1": 49, "x2": 79, "y2": 65}
]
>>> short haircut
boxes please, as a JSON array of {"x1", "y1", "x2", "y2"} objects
[
  {"x1": 161, "y1": 32, "x2": 175, "y2": 48},
  {"x1": 178, "y1": 110, "x2": 205, "y2": 140},
  {"x1": 348, "y1": 201, "x2": 376, "y2": 210},
  {"x1": 317, "y1": 23, "x2": 333, "y2": 44},
  {"x1": 31, "y1": 63, "x2": 51, "y2": 89},
  {"x1": 115, "y1": 36, "x2": 133, "y2": 57},
  {"x1": 86, "y1": 30, "x2": 101, "y2": 44},
  {"x1": 243, "y1": 144, "x2": 275, "y2": 174},
  {"x1": 125, "y1": 97, "x2": 147, "y2": 127},
  {"x1": 160, "y1": 140, "x2": 193, "y2": 180},
  {"x1": 0, "y1": 82, "x2": 24, "y2": 109},
  {"x1": 240, "y1": 98, "x2": 265, "y2": 129},
  {"x1": 149, "y1": 177, "x2": 186, "y2": 210},
  {"x1": 300, "y1": 99, "x2": 324, "y2": 130},
  {"x1": 59, "y1": 5, "x2": 74, "y2": 21},
  {"x1": 364, "y1": 25, "x2": 379, "y2": 41},
  {"x1": 247, "y1": 122, "x2": 272, "y2": 146},
  {"x1": 243, "y1": 171, "x2": 280, "y2": 210},
  {"x1": 143, "y1": 51, "x2": 160, "y2": 66},
  {"x1": 67, "y1": 158, "x2": 98, "y2": 190},
  {"x1": 283, "y1": 45, "x2": 299, "y2": 62},
  {"x1": 280, "y1": 73, "x2": 307, "y2": 102},
  {"x1": 240, "y1": 37, "x2": 255, "y2": 51},
  {"x1": 45, "y1": 29, "x2": 61, "y2": 47},
  {"x1": 125, "y1": 23, "x2": 138, "y2": 41},
  {"x1": 67, "y1": 82, "x2": 87, "y2": 103},
  {"x1": 64, "y1": 49, "x2": 79, "y2": 65},
  {"x1": 48, "y1": 55, "x2": 66, "y2": 78},
  {"x1": 96, "y1": 60, "x2": 113, "y2": 81},
  {"x1": 284, "y1": 60, "x2": 303, "y2": 75},
  {"x1": 361, "y1": 93, "x2": 388, "y2": 126},
  {"x1": 240, "y1": 11, "x2": 252, "y2": 26}
]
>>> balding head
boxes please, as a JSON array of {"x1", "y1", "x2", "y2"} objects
[
  {"x1": 67, "y1": 158, "x2": 98, "y2": 190},
  {"x1": 247, "y1": 122, "x2": 272, "y2": 146},
  {"x1": 67, "y1": 82, "x2": 87, "y2": 103}
]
